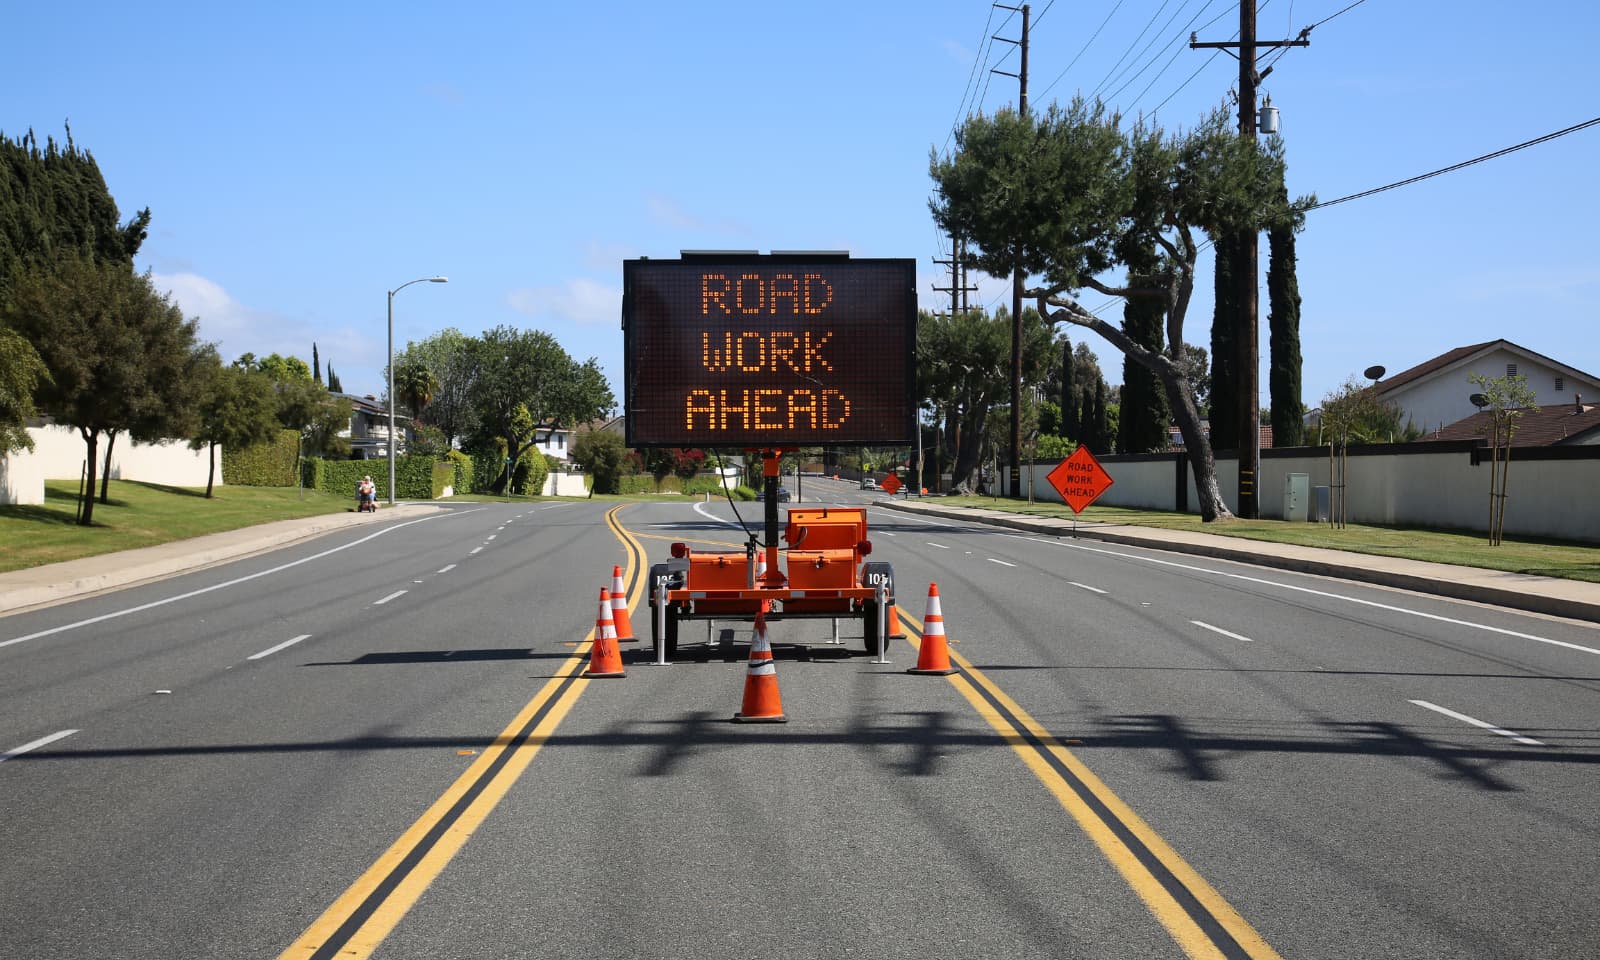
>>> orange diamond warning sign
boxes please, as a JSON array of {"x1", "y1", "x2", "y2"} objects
[
  {"x1": 880, "y1": 473, "x2": 903, "y2": 495},
  {"x1": 1046, "y1": 447, "x2": 1114, "y2": 514}
]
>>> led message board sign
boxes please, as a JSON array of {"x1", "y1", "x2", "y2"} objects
[{"x1": 623, "y1": 255, "x2": 916, "y2": 448}]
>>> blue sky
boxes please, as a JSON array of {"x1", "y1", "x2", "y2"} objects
[{"x1": 8, "y1": 1, "x2": 1597, "y2": 415}]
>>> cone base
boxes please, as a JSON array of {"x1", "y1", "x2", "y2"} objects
[
  {"x1": 732, "y1": 712, "x2": 788, "y2": 723},
  {"x1": 907, "y1": 666, "x2": 958, "y2": 676},
  {"x1": 584, "y1": 669, "x2": 626, "y2": 678}
]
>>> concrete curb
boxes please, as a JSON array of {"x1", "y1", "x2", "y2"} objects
[
  {"x1": 876, "y1": 500, "x2": 1600, "y2": 625},
  {"x1": 0, "y1": 504, "x2": 444, "y2": 617}
]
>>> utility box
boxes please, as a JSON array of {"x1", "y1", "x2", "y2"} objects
[
  {"x1": 1312, "y1": 484, "x2": 1330, "y2": 523},
  {"x1": 1284, "y1": 473, "x2": 1309, "y2": 523}
]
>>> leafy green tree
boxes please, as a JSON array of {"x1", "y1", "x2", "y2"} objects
[
  {"x1": 917, "y1": 306, "x2": 1052, "y2": 492},
  {"x1": 245, "y1": 352, "x2": 312, "y2": 382},
  {"x1": 0, "y1": 327, "x2": 49, "y2": 453},
  {"x1": 190, "y1": 361, "x2": 279, "y2": 497},
  {"x1": 932, "y1": 98, "x2": 1308, "y2": 520},
  {"x1": 572, "y1": 427, "x2": 626, "y2": 494},
  {"x1": 1180, "y1": 342, "x2": 1210, "y2": 414},
  {"x1": 468, "y1": 326, "x2": 614, "y2": 494},
  {"x1": 2, "y1": 257, "x2": 201, "y2": 524},
  {"x1": 397, "y1": 328, "x2": 477, "y2": 449},
  {"x1": 1268, "y1": 182, "x2": 1306, "y2": 447}
]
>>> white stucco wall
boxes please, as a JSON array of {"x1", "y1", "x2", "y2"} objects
[
  {"x1": 1070, "y1": 446, "x2": 1600, "y2": 542},
  {"x1": 0, "y1": 426, "x2": 218, "y2": 503}
]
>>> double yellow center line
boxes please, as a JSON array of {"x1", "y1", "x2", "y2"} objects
[
  {"x1": 897, "y1": 607, "x2": 1283, "y2": 960},
  {"x1": 278, "y1": 507, "x2": 644, "y2": 960}
]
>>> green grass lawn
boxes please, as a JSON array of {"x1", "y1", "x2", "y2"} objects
[
  {"x1": 929, "y1": 494, "x2": 1600, "y2": 583},
  {"x1": 0, "y1": 480, "x2": 355, "y2": 573}
]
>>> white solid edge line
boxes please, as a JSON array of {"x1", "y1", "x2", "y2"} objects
[
  {"x1": 248, "y1": 634, "x2": 312, "y2": 661},
  {"x1": 373, "y1": 590, "x2": 408, "y2": 606},
  {"x1": 0, "y1": 510, "x2": 481, "y2": 651},
  {"x1": 436, "y1": 564, "x2": 457, "y2": 574},
  {"x1": 988, "y1": 558, "x2": 1018, "y2": 567},
  {"x1": 1003, "y1": 533, "x2": 1600, "y2": 658},
  {"x1": 1068, "y1": 581, "x2": 1108, "y2": 594},
  {"x1": 1, "y1": 729, "x2": 78, "y2": 764},
  {"x1": 1409, "y1": 699, "x2": 1544, "y2": 746},
  {"x1": 1192, "y1": 620, "x2": 1254, "y2": 642}
]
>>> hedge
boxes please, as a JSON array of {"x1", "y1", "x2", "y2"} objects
[
  {"x1": 223, "y1": 429, "x2": 301, "y2": 487},
  {"x1": 444, "y1": 450, "x2": 473, "y2": 494},
  {"x1": 302, "y1": 455, "x2": 440, "y2": 500}
]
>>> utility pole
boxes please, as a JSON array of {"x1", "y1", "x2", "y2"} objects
[
  {"x1": 933, "y1": 232, "x2": 978, "y2": 317},
  {"x1": 1191, "y1": 3, "x2": 1307, "y2": 518},
  {"x1": 994, "y1": 2, "x2": 1028, "y2": 497}
]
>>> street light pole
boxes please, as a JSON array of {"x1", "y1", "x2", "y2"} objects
[{"x1": 387, "y1": 276, "x2": 448, "y2": 506}]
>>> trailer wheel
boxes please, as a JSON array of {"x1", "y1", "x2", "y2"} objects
[{"x1": 861, "y1": 561, "x2": 895, "y2": 656}]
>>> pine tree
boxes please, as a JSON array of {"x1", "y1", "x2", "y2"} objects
[
  {"x1": 1118, "y1": 265, "x2": 1171, "y2": 453},
  {"x1": 313, "y1": 342, "x2": 322, "y2": 385},
  {"x1": 1209, "y1": 234, "x2": 1239, "y2": 451},
  {"x1": 1268, "y1": 184, "x2": 1305, "y2": 447}
]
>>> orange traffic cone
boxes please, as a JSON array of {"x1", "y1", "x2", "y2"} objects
[
  {"x1": 755, "y1": 553, "x2": 768, "y2": 584},
  {"x1": 907, "y1": 583, "x2": 958, "y2": 676},
  {"x1": 732, "y1": 608, "x2": 786, "y2": 722},
  {"x1": 585, "y1": 587, "x2": 626, "y2": 678},
  {"x1": 609, "y1": 565, "x2": 636, "y2": 642}
]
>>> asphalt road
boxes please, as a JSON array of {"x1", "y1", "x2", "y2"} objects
[{"x1": 1, "y1": 484, "x2": 1596, "y2": 959}]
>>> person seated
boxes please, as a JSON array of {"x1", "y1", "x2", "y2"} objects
[{"x1": 357, "y1": 475, "x2": 376, "y2": 509}]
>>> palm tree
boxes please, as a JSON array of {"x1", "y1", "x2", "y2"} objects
[{"x1": 394, "y1": 357, "x2": 440, "y2": 419}]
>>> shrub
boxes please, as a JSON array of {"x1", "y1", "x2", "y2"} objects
[
  {"x1": 302, "y1": 455, "x2": 439, "y2": 501},
  {"x1": 223, "y1": 429, "x2": 300, "y2": 486}
]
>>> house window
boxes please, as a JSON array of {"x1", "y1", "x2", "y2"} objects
[
  {"x1": 1506, "y1": 362, "x2": 1517, "y2": 376},
  {"x1": 557, "y1": 434, "x2": 565, "y2": 449},
  {"x1": 1555, "y1": 375, "x2": 1564, "y2": 392}
]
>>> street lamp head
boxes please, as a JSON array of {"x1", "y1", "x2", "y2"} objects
[{"x1": 429, "y1": 276, "x2": 448, "y2": 283}]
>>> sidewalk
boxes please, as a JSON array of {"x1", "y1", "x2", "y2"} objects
[
  {"x1": 877, "y1": 499, "x2": 1600, "y2": 625},
  {"x1": 0, "y1": 504, "x2": 443, "y2": 617}
]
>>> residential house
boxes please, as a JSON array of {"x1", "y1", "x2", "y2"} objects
[
  {"x1": 1427, "y1": 395, "x2": 1600, "y2": 446},
  {"x1": 1368, "y1": 340, "x2": 1600, "y2": 434},
  {"x1": 336, "y1": 393, "x2": 409, "y2": 461}
]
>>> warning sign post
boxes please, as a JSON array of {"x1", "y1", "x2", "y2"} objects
[{"x1": 1046, "y1": 447, "x2": 1114, "y2": 514}]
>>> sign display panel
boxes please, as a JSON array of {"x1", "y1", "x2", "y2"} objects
[{"x1": 623, "y1": 255, "x2": 916, "y2": 448}]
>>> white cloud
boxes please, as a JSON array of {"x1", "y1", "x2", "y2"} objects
[
  {"x1": 506, "y1": 277, "x2": 620, "y2": 327},
  {"x1": 151, "y1": 271, "x2": 374, "y2": 381}
]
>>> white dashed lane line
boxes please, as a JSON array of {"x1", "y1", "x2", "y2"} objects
[
  {"x1": 926, "y1": 542, "x2": 950, "y2": 549},
  {"x1": 1191, "y1": 620, "x2": 1254, "y2": 642},
  {"x1": 373, "y1": 590, "x2": 408, "y2": 606},
  {"x1": 1409, "y1": 699, "x2": 1544, "y2": 746},
  {"x1": 248, "y1": 634, "x2": 312, "y2": 661},
  {"x1": 988, "y1": 558, "x2": 1018, "y2": 567},
  {"x1": 469, "y1": 547, "x2": 484, "y2": 555},
  {"x1": 1, "y1": 729, "x2": 78, "y2": 765},
  {"x1": 1068, "y1": 581, "x2": 1108, "y2": 595},
  {"x1": 437, "y1": 564, "x2": 456, "y2": 574},
  {"x1": 486, "y1": 535, "x2": 496, "y2": 541}
]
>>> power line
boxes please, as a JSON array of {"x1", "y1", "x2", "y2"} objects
[
  {"x1": 1090, "y1": 0, "x2": 1176, "y2": 99},
  {"x1": 1310, "y1": 116, "x2": 1600, "y2": 210},
  {"x1": 1039, "y1": 0, "x2": 1126, "y2": 100},
  {"x1": 1100, "y1": 0, "x2": 1203, "y2": 103},
  {"x1": 942, "y1": 4, "x2": 1003, "y2": 156}
]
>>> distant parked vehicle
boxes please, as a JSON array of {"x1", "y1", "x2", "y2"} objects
[{"x1": 860, "y1": 477, "x2": 876, "y2": 490}]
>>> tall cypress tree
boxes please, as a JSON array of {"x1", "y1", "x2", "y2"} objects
[
  {"x1": 312, "y1": 342, "x2": 322, "y2": 385},
  {"x1": 1061, "y1": 335, "x2": 1079, "y2": 444},
  {"x1": 1209, "y1": 234, "x2": 1239, "y2": 451},
  {"x1": 1118, "y1": 266, "x2": 1171, "y2": 453},
  {"x1": 1268, "y1": 185, "x2": 1305, "y2": 447}
]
